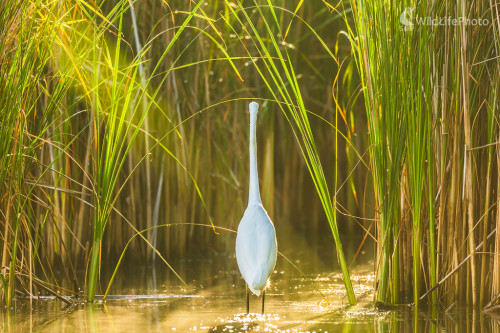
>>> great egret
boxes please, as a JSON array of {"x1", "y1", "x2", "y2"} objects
[{"x1": 235, "y1": 102, "x2": 278, "y2": 314}]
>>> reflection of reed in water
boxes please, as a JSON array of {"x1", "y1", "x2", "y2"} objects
[{"x1": 374, "y1": 307, "x2": 500, "y2": 333}]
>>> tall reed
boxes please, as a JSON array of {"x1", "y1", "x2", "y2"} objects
[
  {"x1": 341, "y1": 0, "x2": 408, "y2": 303},
  {"x1": 0, "y1": 0, "x2": 77, "y2": 306},
  {"x1": 86, "y1": 0, "x2": 205, "y2": 301},
  {"x1": 342, "y1": 0, "x2": 500, "y2": 306}
]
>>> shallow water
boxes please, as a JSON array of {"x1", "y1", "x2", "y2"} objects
[{"x1": 2, "y1": 250, "x2": 499, "y2": 333}]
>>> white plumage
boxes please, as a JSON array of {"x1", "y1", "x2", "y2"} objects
[
  {"x1": 236, "y1": 203, "x2": 277, "y2": 295},
  {"x1": 235, "y1": 102, "x2": 277, "y2": 310}
]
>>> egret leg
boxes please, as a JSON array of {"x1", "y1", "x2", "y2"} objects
[
  {"x1": 246, "y1": 284, "x2": 249, "y2": 314},
  {"x1": 261, "y1": 290, "x2": 265, "y2": 314}
]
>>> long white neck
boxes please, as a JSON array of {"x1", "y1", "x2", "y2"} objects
[{"x1": 248, "y1": 102, "x2": 261, "y2": 205}]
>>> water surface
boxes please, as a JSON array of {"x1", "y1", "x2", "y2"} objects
[{"x1": 2, "y1": 253, "x2": 499, "y2": 332}]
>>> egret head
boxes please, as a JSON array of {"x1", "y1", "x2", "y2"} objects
[{"x1": 249, "y1": 102, "x2": 259, "y2": 116}]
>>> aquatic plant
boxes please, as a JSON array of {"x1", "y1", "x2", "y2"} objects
[{"x1": 340, "y1": 0, "x2": 500, "y2": 306}]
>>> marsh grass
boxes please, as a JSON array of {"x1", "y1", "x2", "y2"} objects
[
  {"x1": 0, "y1": 0, "x2": 79, "y2": 306},
  {"x1": 1, "y1": 0, "x2": 499, "y2": 311},
  {"x1": 342, "y1": 0, "x2": 500, "y2": 307}
]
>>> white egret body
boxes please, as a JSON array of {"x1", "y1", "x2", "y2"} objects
[{"x1": 235, "y1": 102, "x2": 277, "y2": 313}]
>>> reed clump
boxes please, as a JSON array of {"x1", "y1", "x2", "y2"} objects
[{"x1": 342, "y1": 0, "x2": 500, "y2": 308}]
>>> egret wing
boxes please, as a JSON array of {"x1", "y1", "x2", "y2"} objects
[{"x1": 235, "y1": 205, "x2": 277, "y2": 294}]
